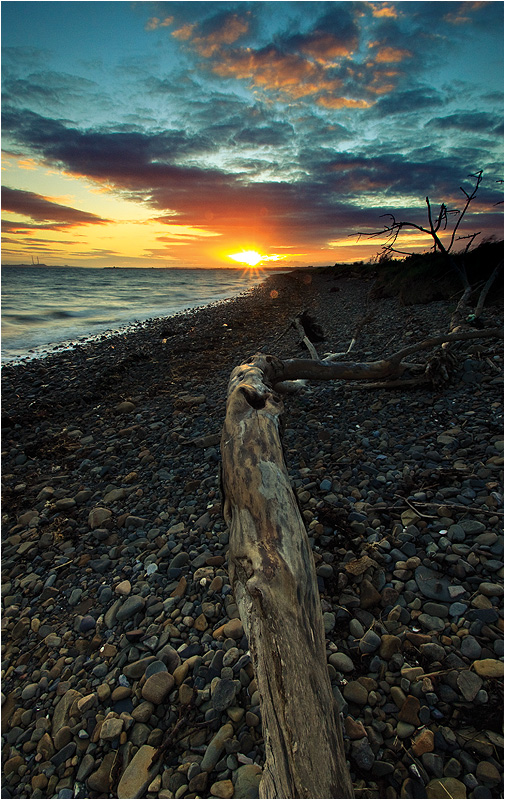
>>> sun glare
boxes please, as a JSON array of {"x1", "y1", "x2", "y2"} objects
[{"x1": 228, "y1": 250, "x2": 263, "y2": 267}]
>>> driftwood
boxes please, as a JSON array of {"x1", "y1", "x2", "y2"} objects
[
  {"x1": 220, "y1": 320, "x2": 502, "y2": 797},
  {"x1": 221, "y1": 354, "x2": 353, "y2": 799}
]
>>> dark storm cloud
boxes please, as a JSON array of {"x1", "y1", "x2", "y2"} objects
[
  {"x1": 280, "y1": 4, "x2": 359, "y2": 60},
  {"x1": 233, "y1": 121, "x2": 294, "y2": 147},
  {"x1": 3, "y1": 101, "x2": 502, "y2": 247},
  {"x1": 2, "y1": 107, "x2": 217, "y2": 170},
  {"x1": 1, "y1": 186, "x2": 109, "y2": 227},
  {"x1": 2, "y1": 70, "x2": 100, "y2": 110},
  {"x1": 370, "y1": 88, "x2": 445, "y2": 117},
  {"x1": 428, "y1": 112, "x2": 504, "y2": 136}
]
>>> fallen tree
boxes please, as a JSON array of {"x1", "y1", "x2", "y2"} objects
[{"x1": 220, "y1": 315, "x2": 502, "y2": 798}]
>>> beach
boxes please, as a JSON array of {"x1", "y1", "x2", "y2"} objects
[{"x1": 2, "y1": 268, "x2": 503, "y2": 799}]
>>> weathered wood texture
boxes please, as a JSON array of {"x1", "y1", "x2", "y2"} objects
[{"x1": 221, "y1": 354, "x2": 353, "y2": 799}]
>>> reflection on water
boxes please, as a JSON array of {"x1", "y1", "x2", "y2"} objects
[{"x1": 1, "y1": 266, "x2": 270, "y2": 362}]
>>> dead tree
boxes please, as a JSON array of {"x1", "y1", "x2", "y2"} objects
[
  {"x1": 220, "y1": 326, "x2": 501, "y2": 799},
  {"x1": 356, "y1": 170, "x2": 485, "y2": 290}
]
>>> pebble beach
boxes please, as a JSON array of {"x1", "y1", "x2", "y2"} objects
[{"x1": 1, "y1": 268, "x2": 503, "y2": 800}]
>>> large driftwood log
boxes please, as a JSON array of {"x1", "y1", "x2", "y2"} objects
[
  {"x1": 221, "y1": 354, "x2": 354, "y2": 799},
  {"x1": 220, "y1": 327, "x2": 502, "y2": 797}
]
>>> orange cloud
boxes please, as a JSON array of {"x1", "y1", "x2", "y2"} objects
[
  {"x1": 172, "y1": 23, "x2": 195, "y2": 41},
  {"x1": 375, "y1": 46, "x2": 412, "y2": 63},
  {"x1": 145, "y1": 16, "x2": 173, "y2": 31},
  {"x1": 444, "y1": 1, "x2": 488, "y2": 25},
  {"x1": 317, "y1": 96, "x2": 372, "y2": 109},
  {"x1": 370, "y1": 3, "x2": 398, "y2": 18},
  {"x1": 297, "y1": 32, "x2": 356, "y2": 63},
  {"x1": 172, "y1": 14, "x2": 248, "y2": 57},
  {"x1": 212, "y1": 47, "x2": 343, "y2": 100}
]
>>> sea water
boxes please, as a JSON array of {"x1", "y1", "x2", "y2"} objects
[{"x1": 1, "y1": 266, "x2": 269, "y2": 363}]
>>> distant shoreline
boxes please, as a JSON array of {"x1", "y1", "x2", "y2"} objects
[{"x1": 1, "y1": 263, "x2": 297, "y2": 270}]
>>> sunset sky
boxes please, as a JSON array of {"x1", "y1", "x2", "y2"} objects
[{"x1": 2, "y1": 1, "x2": 503, "y2": 268}]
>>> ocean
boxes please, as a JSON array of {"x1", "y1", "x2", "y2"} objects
[{"x1": 1, "y1": 266, "x2": 271, "y2": 364}]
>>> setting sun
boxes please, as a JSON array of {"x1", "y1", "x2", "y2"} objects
[{"x1": 228, "y1": 250, "x2": 263, "y2": 267}]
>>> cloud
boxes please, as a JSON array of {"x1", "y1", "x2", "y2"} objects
[
  {"x1": 1, "y1": 186, "x2": 109, "y2": 228},
  {"x1": 443, "y1": 1, "x2": 489, "y2": 26},
  {"x1": 371, "y1": 87, "x2": 445, "y2": 116},
  {"x1": 281, "y1": 6, "x2": 360, "y2": 62},
  {"x1": 428, "y1": 111, "x2": 504, "y2": 136},
  {"x1": 233, "y1": 121, "x2": 294, "y2": 147},
  {"x1": 145, "y1": 15, "x2": 173, "y2": 31},
  {"x1": 373, "y1": 45, "x2": 412, "y2": 63},
  {"x1": 369, "y1": 3, "x2": 398, "y2": 19},
  {"x1": 3, "y1": 104, "x2": 502, "y2": 252},
  {"x1": 172, "y1": 11, "x2": 249, "y2": 57}
]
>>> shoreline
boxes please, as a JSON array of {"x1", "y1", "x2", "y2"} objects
[
  {"x1": 2, "y1": 270, "x2": 503, "y2": 799},
  {"x1": 2, "y1": 268, "x2": 286, "y2": 367}
]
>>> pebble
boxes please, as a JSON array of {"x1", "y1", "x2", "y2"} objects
[{"x1": 117, "y1": 745, "x2": 160, "y2": 798}]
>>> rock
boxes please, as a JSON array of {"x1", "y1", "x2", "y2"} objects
[
  {"x1": 398, "y1": 695, "x2": 420, "y2": 726},
  {"x1": 115, "y1": 401, "x2": 136, "y2": 414},
  {"x1": 77, "y1": 694, "x2": 96, "y2": 713},
  {"x1": 123, "y1": 657, "x2": 156, "y2": 679},
  {"x1": 457, "y1": 670, "x2": 483, "y2": 702},
  {"x1": 418, "y1": 613, "x2": 445, "y2": 632},
  {"x1": 36, "y1": 732, "x2": 55, "y2": 760},
  {"x1": 426, "y1": 777, "x2": 466, "y2": 798},
  {"x1": 116, "y1": 595, "x2": 145, "y2": 621},
  {"x1": 100, "y1": 715, "x2": 124, "y2": 740},
  {"x1": 87, "y1": 751, "x2": 116, "y2": 793},
  {"x1": 117, "y1": 745, "x2": 160, "y2": 798},
  {"x1": 473, "y1": 659, "x2": 504, "y2": 678},
  {"x1": 343, "y1": 681, "x2": 368, "y2": 706},
  {"x1": 351, "y1": 736, "x2": 375, "y2": 771},
  {"x1": 476, "y1": 760, "x2": 501, "y2": 786},
  {"x1": 223, "y1": 618, "x2": 243, "y2": 639},
  {"x1": 396, "y1": 721, "x2": 415, "y2": 739},
  {"x1": 360, "y1": 578, "x2": 382, "y2": 609},
  {"x1": 201, "y1": 723, "x2": 234, "y2": 771},
  {"x1": 212, "y1": 678, "x2": 237, "y2": 713},
  {"x1": 115, "y1": 579, "x2": 131, "y2": 595},
  {"x1": 478, "y1": 581, "x2": 503, "y2": 596},
  {"x1": 323, "y1": 611, "x2": 336, "y2": 633},
  {"x1": 415, "y1": 566, "x2": 453, "y2": 602},
  {"x1": 329, "y1": 652, "x2": 354, "y2": 673},
  {"x1": 412, "y1": 729, "x2": 435, "y2": 756},
  {"x1": 234, "y1": 764, "x2": 262, "y2": 799},
  {"x1": 52, "y1": 689, "x2": 82, "y2": 737},
  {"x1": 142, "y1": 672, "x2": 175, "y2": 704},
  {"x1": 210, "y1": 779, "x2": 234, "y2": 798},
  {"x1": 460, "y1": 635, "x2": 482, "y2": 660},
  {"x1": 88, "y1": 507, "x2": 112, "y2": 529},
  {"x1": 344, "y1": 716, "x2": 367, "y2": 740},
  {"x1": 379, "y1": 634, "x2": 402, "y2": 660},
  {"x1": 359, "y1": 629, "x2": 381, "y2": 654}
]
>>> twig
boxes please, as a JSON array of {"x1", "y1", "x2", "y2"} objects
[
  {"x1": 394, "y1": 497, "x2": 503, "y2": 517},
  {"x1": 394, "y1": 495, "x2": 438, "y2": 519},
  {"x1": 149, "y1": 689, "x2": 198, "y2": 768},
  {"x1": 292, "y1": 317, "x2": 319, "y2": 361}
]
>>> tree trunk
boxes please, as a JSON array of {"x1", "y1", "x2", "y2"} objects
[{"x1": 220, "y1": 354, "x2": 353, "y2": 799}]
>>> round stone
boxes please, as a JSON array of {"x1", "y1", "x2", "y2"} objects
[
  {"x1": 426, "y1": 778, "x2": 466, "y2": 798},
  {"x1": 329, "y1": 652, "x2": 354, "y2": 673},
  {"x1": 142, "y1": 672, "x2": 175, "y2": 704},
  {"x1": 343, "y1": 681, "x2": 368, "y2": 706},
  {"x1": 223, "y1": 618, "x2": 243, "y2": 639},
  {"x1": 359, "y1": 629, "x2": 381, "y2": 654}
]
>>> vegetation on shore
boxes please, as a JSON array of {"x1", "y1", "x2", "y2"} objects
[{"x1": 302, "y1": 239, "x2": 503, "y2": 306}]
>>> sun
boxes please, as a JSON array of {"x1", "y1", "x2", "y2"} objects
[{"x1": 228, "y1": 250, "x2": 263, "y2": 267}]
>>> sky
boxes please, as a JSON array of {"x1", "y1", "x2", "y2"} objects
[{"x1": 1, "y1": 0, "x2": 503, "y2": 268}]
